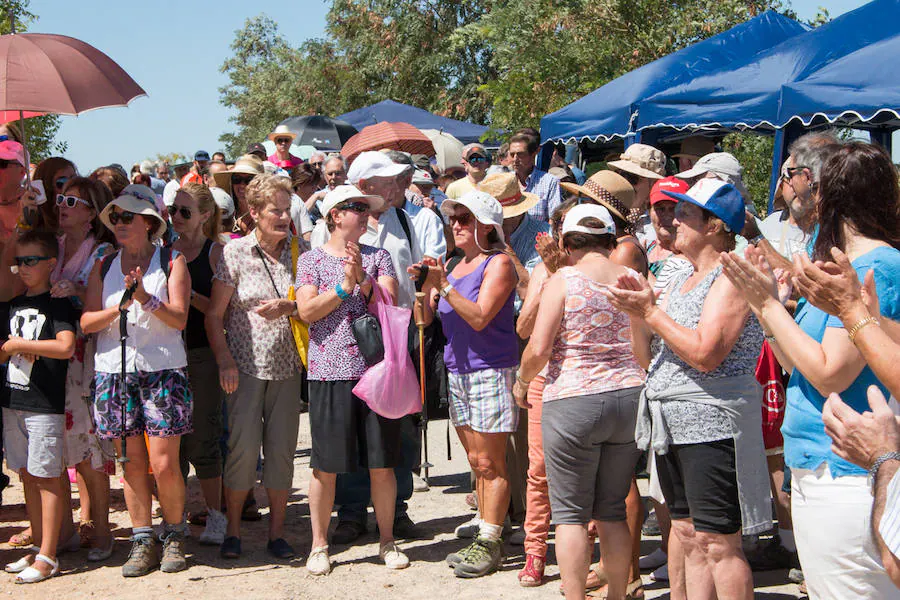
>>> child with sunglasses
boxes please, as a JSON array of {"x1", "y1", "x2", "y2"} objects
[{"x1": 1, "y1": 231, "x2": 78, "y2": 583}]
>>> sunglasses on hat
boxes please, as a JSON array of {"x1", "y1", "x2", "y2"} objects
[
  {"x1": 167, "y1": 204, "x2": 193, "y2": 220},
  {"x1": 108, "y1": 210, "x2": 136, "y2": 225},
  {"x1": 56, "y1": 194, "x2": 92, "y2": 209}
]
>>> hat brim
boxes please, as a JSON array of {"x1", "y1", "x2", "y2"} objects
[
  {"x1": 607, "y1": 159, "x2": 664, "y2": 180},
  {"x1": 674, "y1": 165, "x2": 707, "y2": 179},
  {"x1": 559, "y1": 181, "x2": 628, "y2": 222},
  {"x1": 267, "y1": 131, "x2": 297, "y2": 142},
  {"x1": 662, "y1": 190, "x2": 744, "y2": 233},
  {"x1": 672, "y1": 153, "x2": 700, "y2": 160},
  {"x1": 500, "y1": 191, "x2": 540, "y2": 219},
  {"x1": 99, "y1": 197, "x2": 167, "y2": 241},
  {"x1": 211, "y1": 166, "x2": 263, "y2": 198},
  {"x1": 440, "y1": 198, "x2": 505, "y2": 242},
  {"x1": 322, "y1": 193, "x2": 386, "y2": 218}
]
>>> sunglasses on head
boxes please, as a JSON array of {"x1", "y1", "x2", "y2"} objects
[
  {"x1": 56, "y1": 194, "x2": 92, "y2": 209},
  {"x1": 55, "y1": 176, "x2": 70, "y2": 190},
  {"x1": 167, "y1": 204, "x2": 193, "y2": 219},
  {"x1": 232, "y1": 175, "x2": 254, "y2": 185},
  {"x1": 339, "y1": 201, "x2": 369, "y2": 214},
  {"x1": 14, "y1": 255, "x2": 52, "y2": 267},
  {"x1": 108, "y1": 210, "x2": 136, "y2": 225},
  {"x1": 448, "y1": 212, "x2": 474, "y2": 226}
]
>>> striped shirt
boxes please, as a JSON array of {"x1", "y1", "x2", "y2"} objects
[
  {"x1": 880, "y1": 468, "x2": 900, "y2": 558},
  {"x1": 524, "y1": 168, "x2": 562, "y2": 223}
]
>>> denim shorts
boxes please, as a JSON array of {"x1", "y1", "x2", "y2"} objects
[
  {"x1": 2, "y1": 408, "x2": 66, "y2": 478},
  {"x1": 92, "y1": 369, "x2": 193, "y2": 439}
]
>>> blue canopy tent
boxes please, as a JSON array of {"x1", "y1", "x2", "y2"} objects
[
  {"x1": 337, "y1": 99, "x2": 489, "y2": 144},
  {"x1": 539, "y1": 10, "x2": 807, "y2": 146}
]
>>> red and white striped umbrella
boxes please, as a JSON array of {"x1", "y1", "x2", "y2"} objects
[{"x1": 341, "y1": 121, "x2": 435, "y2": 164}]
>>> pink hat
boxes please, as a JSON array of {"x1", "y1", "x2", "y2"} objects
[{"x1": 0, "y1": 140, "x2": 28, "y2": 167}]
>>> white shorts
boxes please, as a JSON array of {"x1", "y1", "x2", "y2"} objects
[{"x1": 3, "y1": 408, "x2": 66, "y2": 478}]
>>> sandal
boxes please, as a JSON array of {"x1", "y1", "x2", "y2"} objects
[
  {"x1": 586, "y1": 578, "x2": 645, "y2": 600},
  {"x1": 560, "y1": 562, "x2": 607, "y2": 595},
  {"x1": 15, "y1": 554, "x2": 58, "y2": 584},
  {"x1": 5, "y1": 554, "x2": 35, "y2": 573},
  {"x1": 79, "y1": 521, "x2": 95, "y2": 548},
  {"x1": 8, "y1": 530, "x2": 34, "y2": 548},
  {"x1": 518, "y1": 554, "x2": 545, "y2": 587}
]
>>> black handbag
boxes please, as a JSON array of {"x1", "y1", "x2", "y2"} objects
[{"x1": 352, "y1": 312, "x2": 385, "y2": 366}]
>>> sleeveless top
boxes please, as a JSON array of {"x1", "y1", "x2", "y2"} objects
[
  {"x1": 185, "y1": 238, "x2": 214, "y2": 350},
  {"x1": 438, "y1": 253, "x2": 519, "y2": 375},
  {"x1": 645, "y1": 266, "x2": 764, "y2": 444},
  {"x1": 94, "y1": 247, "x2": 188, "y2": 374},
  {"x1": 543, "y1": 267, "x2": 645, "y2": 402}
]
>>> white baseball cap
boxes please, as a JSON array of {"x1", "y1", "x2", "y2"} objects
[
  {"x1": 676, "y1": 152, "x2": 750, "y2": 200},
  {"x1": 561, "y1": 203, "x2": 616, "y2": 237},
  {"x1": 320, "y1": 184, "x2": 385, "y2": 218},
  {"x1": 162, "y1": 179, "x2": 181, "y2": 207},
  {"x1": 347, "y1": 151, "x2": 409, "y2": 184},
  {"x1": 411, "y1": 169, "x2": 434, "y2": 186},
  {"x1": 440, "y1": 190, "x2": 505, "y2": 242},
  {"x1": 210, "y1": 186, "x2": 235, "y2": 218}
]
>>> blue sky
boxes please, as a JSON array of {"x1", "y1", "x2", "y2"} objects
[{"x1": 34, "y1": 0, "x2": 870, "y2": 172}]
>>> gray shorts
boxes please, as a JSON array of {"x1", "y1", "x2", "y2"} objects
[
  {"x1": 2, "y1": 408, "x2": 66, "y2": 478},
  {"x1": 542, "y1": 387, "x2": 642, "y2": 524}
]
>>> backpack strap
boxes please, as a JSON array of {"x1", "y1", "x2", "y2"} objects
[
  {"x1": 99, "y1": 251, "x2": 119, "y2": 280},
  {"x1": 396, "y1": 207, "x2": 413, "y2": 248},
  {"x1": 160, "y1": 246, "x2": 173, "y2": 281}
]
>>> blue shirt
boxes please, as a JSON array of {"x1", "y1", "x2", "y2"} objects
[
  {"x1": 782, "y1": 246, "x2": 900, "y2": 477},
  {"x1": 508, "y1": 214, "x2": 550, "y2": 313},
  {"x1": 524, "y1": 168, "x2": 562, "y2": 223}
]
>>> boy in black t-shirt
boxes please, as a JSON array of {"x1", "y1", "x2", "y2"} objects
[{"x1": 1, "y1": 231, "x2": 76, "y2": 583}]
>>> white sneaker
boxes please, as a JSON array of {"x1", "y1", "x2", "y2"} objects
[
  {"x1": 650, "y1": 563, "x2": 669, "y2": 582},
  {"x1": 199, "y1": 509, "x2": 227, "y2": 546},
  {"x1": 412, "y1": 473, "x2": 430, "y2": 492},
  {"x1": 639, "y1": 547, "x2": 667, "y2": 570},
  {"x1": 508, "y1": 527, "x2": 526, "y2": 545},
  {"x1": 455, "y1": 516, "x2": 482, "y2": 538},
  {"x1": 307, "y1": 545, "x2": 332, "y2": 576},
  {"x1": 380, "y1": 542, "x2": 410, "y2": 570}
]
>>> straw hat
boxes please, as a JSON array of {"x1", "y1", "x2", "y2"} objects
[
  {"x1": 607, "y1": 144, "x2": 666, "y2": 180},
  {"x1": 211, "y1": 155, "x2": 265, "y2": 197},
  {"x1": 560, "y1": 170, "x2": 635, "y2": 222},
  {"x1": 267, "y1": 124, "x2": 297, "y2": 142},
  {"x1": 99, "y1": 184, "x2": 167, "y2": 241},
  {"x1": 476, "y1": 172, "x2": 539, "y2": 219}
]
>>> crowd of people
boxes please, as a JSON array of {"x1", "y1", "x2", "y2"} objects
[{"x1": 0, "y1": 114, "x2": 898, "y2": 600}]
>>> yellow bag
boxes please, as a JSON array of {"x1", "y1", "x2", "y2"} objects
[{"x1": 287, "y1": 236, "x2": 310, "y2": 368}]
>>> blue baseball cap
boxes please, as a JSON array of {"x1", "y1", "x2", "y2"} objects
[
  {"x1": 194, "y1": 150, "x2": 210, "y2": 161},
  {"x1": 663, "y1": 178, "x2": 745, "y2": 233}
]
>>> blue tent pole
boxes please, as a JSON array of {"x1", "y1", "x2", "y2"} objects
[
  {"x1": 538, "y1": 142, "x2": 554, "y2": 172},
  {"x1": 768, "y1": 129, "x2": 787, "y2": 214}
]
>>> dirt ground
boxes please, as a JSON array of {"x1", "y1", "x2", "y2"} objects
[{"x1": 0, "y1": 414, "x2": 805, "y2": 599}]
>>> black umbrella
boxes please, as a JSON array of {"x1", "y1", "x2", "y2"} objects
[{"x1": 277, "y1": 115, "x2": 358, "y2": 151}]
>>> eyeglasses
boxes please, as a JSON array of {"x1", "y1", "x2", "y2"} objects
[
  {"x1": 339, "y1": 202, "x2": 369, "y2": 214},
  {"x1": 56, "y1": 194, "x2": 92, "y2": 209},
  {"x1": 108, "y1": 210, "x2": 136, "y2": 225},
  {"x1": 310, "y1": 162, "x2": 323, "y2": 169},
  {"x1": 167, "y1": 204, "x2": 193, "y2": 219},
  {"x1": 232, "y1": 175, "x2": 254, "y2": 185},
  {"x1": 448, "y1": 213, "x2": 474, "y2": 226},
  {"x1": 55, "y1": 176, "x2": 70, "y2": 190},
  {"x1": 781, "y1": 166, "x2": 808, "y2": 182},
  {"x1": 14, "y1": 255, "x2": 52, "y2": 267},
  {"x1": 275, "y1": 138, "x2": 292, "y2": 145},
  {"x1": 467, "y1": 155, "x2": 490, "y2": 165}
]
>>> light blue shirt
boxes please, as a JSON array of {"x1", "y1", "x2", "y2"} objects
[
  {"x1": 508, "y1": 213, "x2": 549, "y2": 313},
  {"x1": 524, "y1": 168, "x2": 562, "y2": 223}
]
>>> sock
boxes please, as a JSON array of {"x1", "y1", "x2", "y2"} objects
[
  {"x1": 779, "y1": 528, "x2": 796, "y2": 552},
  {"x1": 478, "y1": 521, "x2": 503, "y2": 541},
  {"x1": 131, "y1": 526, "x2": 154, "y2": 541}
]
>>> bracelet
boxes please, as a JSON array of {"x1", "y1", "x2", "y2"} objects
[
  {"x1": 141, "y1": 295, "x2": 162, "y2": 313},
  {"x1": 335, "y1": 283, "x2": 350, "y2": 301},
  {"x1": 515, "y1": 371, "x2": 531, "y2": 387},
  {"x1": 847, "y1": 316, "x2": 879, "y2": 344},
  {"x1": 357, "y1": 272, "x2": 369, "y2": 285}
]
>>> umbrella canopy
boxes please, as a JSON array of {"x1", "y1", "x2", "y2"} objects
[
  {"x1": 421, "y1": 129, "x2": 464, "y2": 172},
  {"x1": 338, "y1": 100, "x2": 488, "y2": 144},
  {"x1": 0, "y1": 33, "x2": 145, "y2": 114},
  {"x1": 341, "y1": 122, "x2": 435, "y2": 164},
  {"x1": 276, "y1": 115, "x2": 358, "y2": 151},
  {"x1": 0, "y1": 110, "x2": 42, "y2": 126}
]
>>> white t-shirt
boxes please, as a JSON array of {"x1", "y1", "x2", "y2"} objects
[
  {"x1": 403, "y1": 200, "x2": 446, "y2": 259},
  {"x1": 759, "y1": 210, "x2": 809, "y2": 260}
]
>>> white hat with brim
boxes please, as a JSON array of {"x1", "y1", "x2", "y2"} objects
[
  {"x1": 607, "y1": 143, "x2": 666, "y2": 180},
  {"x1": 321, "y1": 184, "x2": 385, "y2": 218},
  {"x1": 440, "y1": 190, "x2": 505, "y2": 242},
  {"x1": 347, "y1": 151, "x2": 411, "y2": 184},
  {"x1": 267, "y1": 124, "x2": 297, "y2": 142},
  {"x1": 676, "y1": 152, "x2": 751, "y2": 201},
  {"x1": 100, "y1": 184, "x2": 167, "y2": 241}
]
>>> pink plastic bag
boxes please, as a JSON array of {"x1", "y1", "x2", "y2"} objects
[{"x1": 353, "y1": 283, "x2": 422, "y2": 419}]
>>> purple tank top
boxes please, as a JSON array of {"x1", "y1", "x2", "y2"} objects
[{"x1": 438, "y1": 253, "x2": 519, "y2": 375}]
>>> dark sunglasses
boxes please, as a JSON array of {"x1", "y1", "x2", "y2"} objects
[
  {"x1": 232, "y1": 175, "x2": 254, "y2": 185},
  {"x1": 55, "y1": 176, "x2": 70, "y2": 190},
  {"x1": 14, "y1": 255, "x2": 53, "y2": 267},
  {"x1": 108, "y1": 210, "x2": 136, "y2": 225},
  {"x1": 467, "y1": 155, "x2": 490, "y2": 165},
  {"x1": 56, "y1": 194, "x2": 92, "y2": 209},
  {"x1": 448, "y1": 213, "x2": 474, "y2": 226},
  {"x1": 275, "y1": 138, "x2": 292, "y2": 145},
  {"x1": 167, "y1": 204, "x2": 193, "y2": 219},
  {"x1": 339, "y1": 201, "x2": 369, "y2": 214}
]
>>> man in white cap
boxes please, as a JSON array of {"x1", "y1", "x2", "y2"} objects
[
  {"x1": 382, "y1": 150, "x2": 446, "y2": 261},
  {"x1": 608, "y1": 143, "x2": 666, "y2": 248},
  {"x1": 446, "y1": 143, "x2": 492, "y2": 201}
]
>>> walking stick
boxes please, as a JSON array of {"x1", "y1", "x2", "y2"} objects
[
  {"x1": 116, "y1": 281, "x2": 137, "y2": 464},
  {"x1": 413, "y1": 290, "x2": 433, "y2": 484}
]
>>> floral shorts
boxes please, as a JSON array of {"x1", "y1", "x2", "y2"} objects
[{"x1": 92, "y1": 369, "x2": 193, "y2": 439}]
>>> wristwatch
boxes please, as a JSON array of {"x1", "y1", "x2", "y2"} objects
[
  {"x1": 439, "y1": 283, "x2": 454, "y2": 298},
  {"x1": 868, "y1": 451, "x2": 900, "y2": 495},
  {"x1": 750, "y1": 234, "x2": 766, "y2": 245}
]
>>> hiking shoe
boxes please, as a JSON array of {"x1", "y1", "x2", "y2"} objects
[
  {"x1": 446, "y1": 541, "x2": 477, "y2": 567},
  {"x1": 122, "y1": 536, "x2": 159, "y2": 577},
  {"x1": 453, "y1": 537, "x2": 503, "y2": 578},
  {"x1": 307, "y1": 545, "x2": 331, "y2": 576},
  {"x1": 331, "y1": 520, "x2": 366, "y2": 545},
  {"x1": 380, "y1": 542, "x2": 410, "y2": 570},
  {"x1": 748, "y1": 536, "x2": 801, "y2": 571},
  {"x1": 199, "y1": 509, "x2": 227, "y2": 546},
  {"x1": 641, "y1": 509, "x2": 660, "y2": 536},
  {"x1": 454, "y1": 516, "x2": 482, "y2": 538},
  {"x1": 267, "y1": 538, "x2": 295, "y2": 559},
  {"x1": 160, "y1": 530, "x2": 187, "y2": 573}
]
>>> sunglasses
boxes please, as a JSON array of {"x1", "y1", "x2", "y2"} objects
[
  {"x1": 467, "y1": 155, "x2": 490, "y2": 165},
  {"x1": 232, "y1": 175, "x2": 254, "y2": 185},
  {"x1": 56, "y1": 194, "x2": 92, "y2": 209},
  {"x1": 448, "y1": 213, "x2": 474, "y2": 226},
  {"x1": 108, "y1": 210, "x2": 136, "y2": 225},
  {"x1": 14, "y1": 255, "x2": 52, "y2": 267},
  {"x1": 310, "y1": 162, "x2": 323, "y2": 168},
  {"x1": 275, "y1": 138, "x2": 292, "y2": 145},
  {"x1": 781, "y1": 166, "x2": 808, "y2": 182},
  {"x1": 339, "y1": 201, "x2": 369, "y2": 214},
  {"x1": 167, "y1": 204, "x2": 193, "y2": 219},
  {"x1": 55, "y1": 176, "x2": 70, "y2": 190}
]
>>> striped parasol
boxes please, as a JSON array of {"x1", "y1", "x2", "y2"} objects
[{"x1": 341, "y1": 121, "x2": 435, "y2": 163}]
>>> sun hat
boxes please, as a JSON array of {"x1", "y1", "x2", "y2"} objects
[
  {"x1": 0, "y1": 140, "x2": 28, "y2": 167},
  {"x1": 211, "y1": 154, "x2": 265, "y2": 197},
  {"x1": 162, "y1": 179, "x2": 181, "y2": 207},
  {"x1": 560, "y1": 170, "x2": 635, "y2": 222},
  {"x1": 320, "y1": 184, "x2": 385, "y2": 218},
  {"x1": 650, "y1": 176, "x2": 689, "y2": 205},
  {"x1": 100, "y1": 184, "x2": 167, "y2": 241},
  {"x1": 194, "y1": 150, "x2": 210, "y2": 162},
  {"x1": 211, "y1": 186, "x2": 235, "y2": 218},
  {"x1": 561, "y1": 203, "x2": 616, "y2": 237},
  {"x1": 441, "y1": 190, "x2": 505, "y2": 242},
  {"x1": 607, "y1": 144, "x2": 666, "y2": 180},
  {"x1": 267, "y1": 124, "x2": 297, "y2": 143},
  {"x1": 676, "y1": 152, "x2": 750, "y2": 200},
  {"x1": 672, "y1": 137, "x2": 716, "y2": 161},
  {"x1": 462, "y1": 143, "x2": 489, "y2": 160},
  {"x1": 410, "y1": 154, "x2": 432, "y2": 171},
  {"x1": 476, "y1": 172, "x2": 539, "y2": 219},
  {"x1": 662, "y1": 178, "x2": 745, "y2": 233},
  {"x1": 346, "y1": 151, "x2": 409, "y2": 184},
  {"x1": 412, "y1": 169, "x2": 434, "y2": 186}
]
